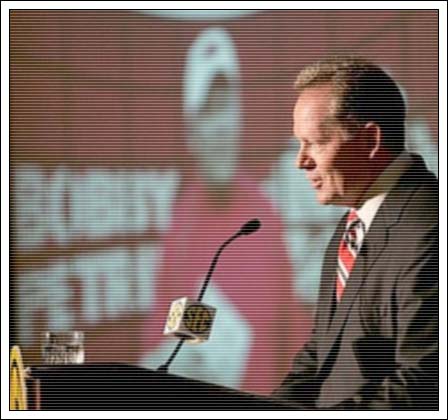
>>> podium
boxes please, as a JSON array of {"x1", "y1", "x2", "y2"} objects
[{"x1": 26, "y1": 363, "x2": 298, "y2": 410}]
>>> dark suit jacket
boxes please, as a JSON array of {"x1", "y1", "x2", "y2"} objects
[{"x1": 273, "y1": 154, "x2": 438, "y2": 410}]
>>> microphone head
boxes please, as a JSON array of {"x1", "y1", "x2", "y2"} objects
[{"x1": 239, "y1": 219, "x2": 261, "y2": 236}]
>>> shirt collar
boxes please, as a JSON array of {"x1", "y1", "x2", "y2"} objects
[{"x1": 354, "y1": 150, "x2": 413, "y2": 232}]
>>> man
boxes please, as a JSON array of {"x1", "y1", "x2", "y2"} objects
[{"x1": 273, "y1": 56, "x2": 438, "y2": 409}]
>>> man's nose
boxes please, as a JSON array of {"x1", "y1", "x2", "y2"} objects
[{"x1": 296, "y1": 147, "x2": 314, "y2": 170}]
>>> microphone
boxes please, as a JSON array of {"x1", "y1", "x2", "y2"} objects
[
  {"x1": 158, "y1": 219, "x2": 261, "y2": 373},
  {"x1": 238, "y1": 218, "x2": 261, "y2": 236}
]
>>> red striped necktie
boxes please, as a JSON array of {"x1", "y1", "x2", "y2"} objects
[{"x1": 336, "y1": 209, "x2": 365, "y2": 302}]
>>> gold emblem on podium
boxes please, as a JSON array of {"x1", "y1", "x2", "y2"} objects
[{"x1": 10, "y1": 345, "x2": 28, "y2": 410}]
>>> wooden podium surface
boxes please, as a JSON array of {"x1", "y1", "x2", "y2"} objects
[{"x1": 28, "y1": 363, "x2": 299, "y2": 410}]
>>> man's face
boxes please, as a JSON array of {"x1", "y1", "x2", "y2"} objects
[{"x1": 293, "y1": 84, "x2": 370, "y2": 207}]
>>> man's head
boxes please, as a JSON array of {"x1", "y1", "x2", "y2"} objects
[
  {"x1": 184, "y1": 27, "x2": 241, "y2": 187},
  {"x1": 293, "y1": 56, "x2": 406, "y2": 207}
]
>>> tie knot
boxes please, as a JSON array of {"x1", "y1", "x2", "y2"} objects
[
  {"x1": 347, "y1": 210, "x2": 359, "y2": 227},
  {"x1": 346, "y1": 210, "x2": 365, "y2": 238}
]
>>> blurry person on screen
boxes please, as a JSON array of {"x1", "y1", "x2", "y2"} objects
[{"x1": 140, "y1": 27, "x2": 312, "y2": 395}]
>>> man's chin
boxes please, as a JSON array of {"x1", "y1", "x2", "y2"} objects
[
  {"x1": 316, "y1": 192, "x2": 331, "y2": 205},
  {"x1": 317, "y1": 193, "x2": 350, "y2": 207},
  {"x1": 316, "y1": 192, "x2": 345, "y2": 206}
]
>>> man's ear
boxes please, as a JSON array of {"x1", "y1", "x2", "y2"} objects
[{"x1": 360, "y1": 122, "x2": 382, "y2": 159}]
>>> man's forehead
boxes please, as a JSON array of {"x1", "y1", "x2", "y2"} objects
[
  {"x1": 293, "y1": 86, "x2": 339, "y2": 139},
  {"x1": 294, "y1": 88, "x2": 335, "y2": 126},
  {"x1": 295, "y1": 84, "x2": 335, "y2": 110}
]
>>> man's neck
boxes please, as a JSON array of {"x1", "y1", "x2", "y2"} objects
[
  {"x1": 352, "y1": 150, "x2": 413, "y2": 231},
  {"x1": 361, "y1": 151, "x2": 412, "y2": 204},
  {"x1": 353, "y1": 149, "x2": 405, "y2": 209}
]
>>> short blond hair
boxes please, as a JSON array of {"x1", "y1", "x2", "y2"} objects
[{"x1": 295, "y1": 56, "x2": 406, "y2": 155}]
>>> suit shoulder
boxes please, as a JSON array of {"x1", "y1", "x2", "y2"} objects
[{"x1": 398, "y1": 174, "x2": 438, "y2": 232}]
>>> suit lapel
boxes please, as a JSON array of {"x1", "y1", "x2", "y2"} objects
[{"x1": 317, "y1": 216, "x2": 347, "y2": 334}]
